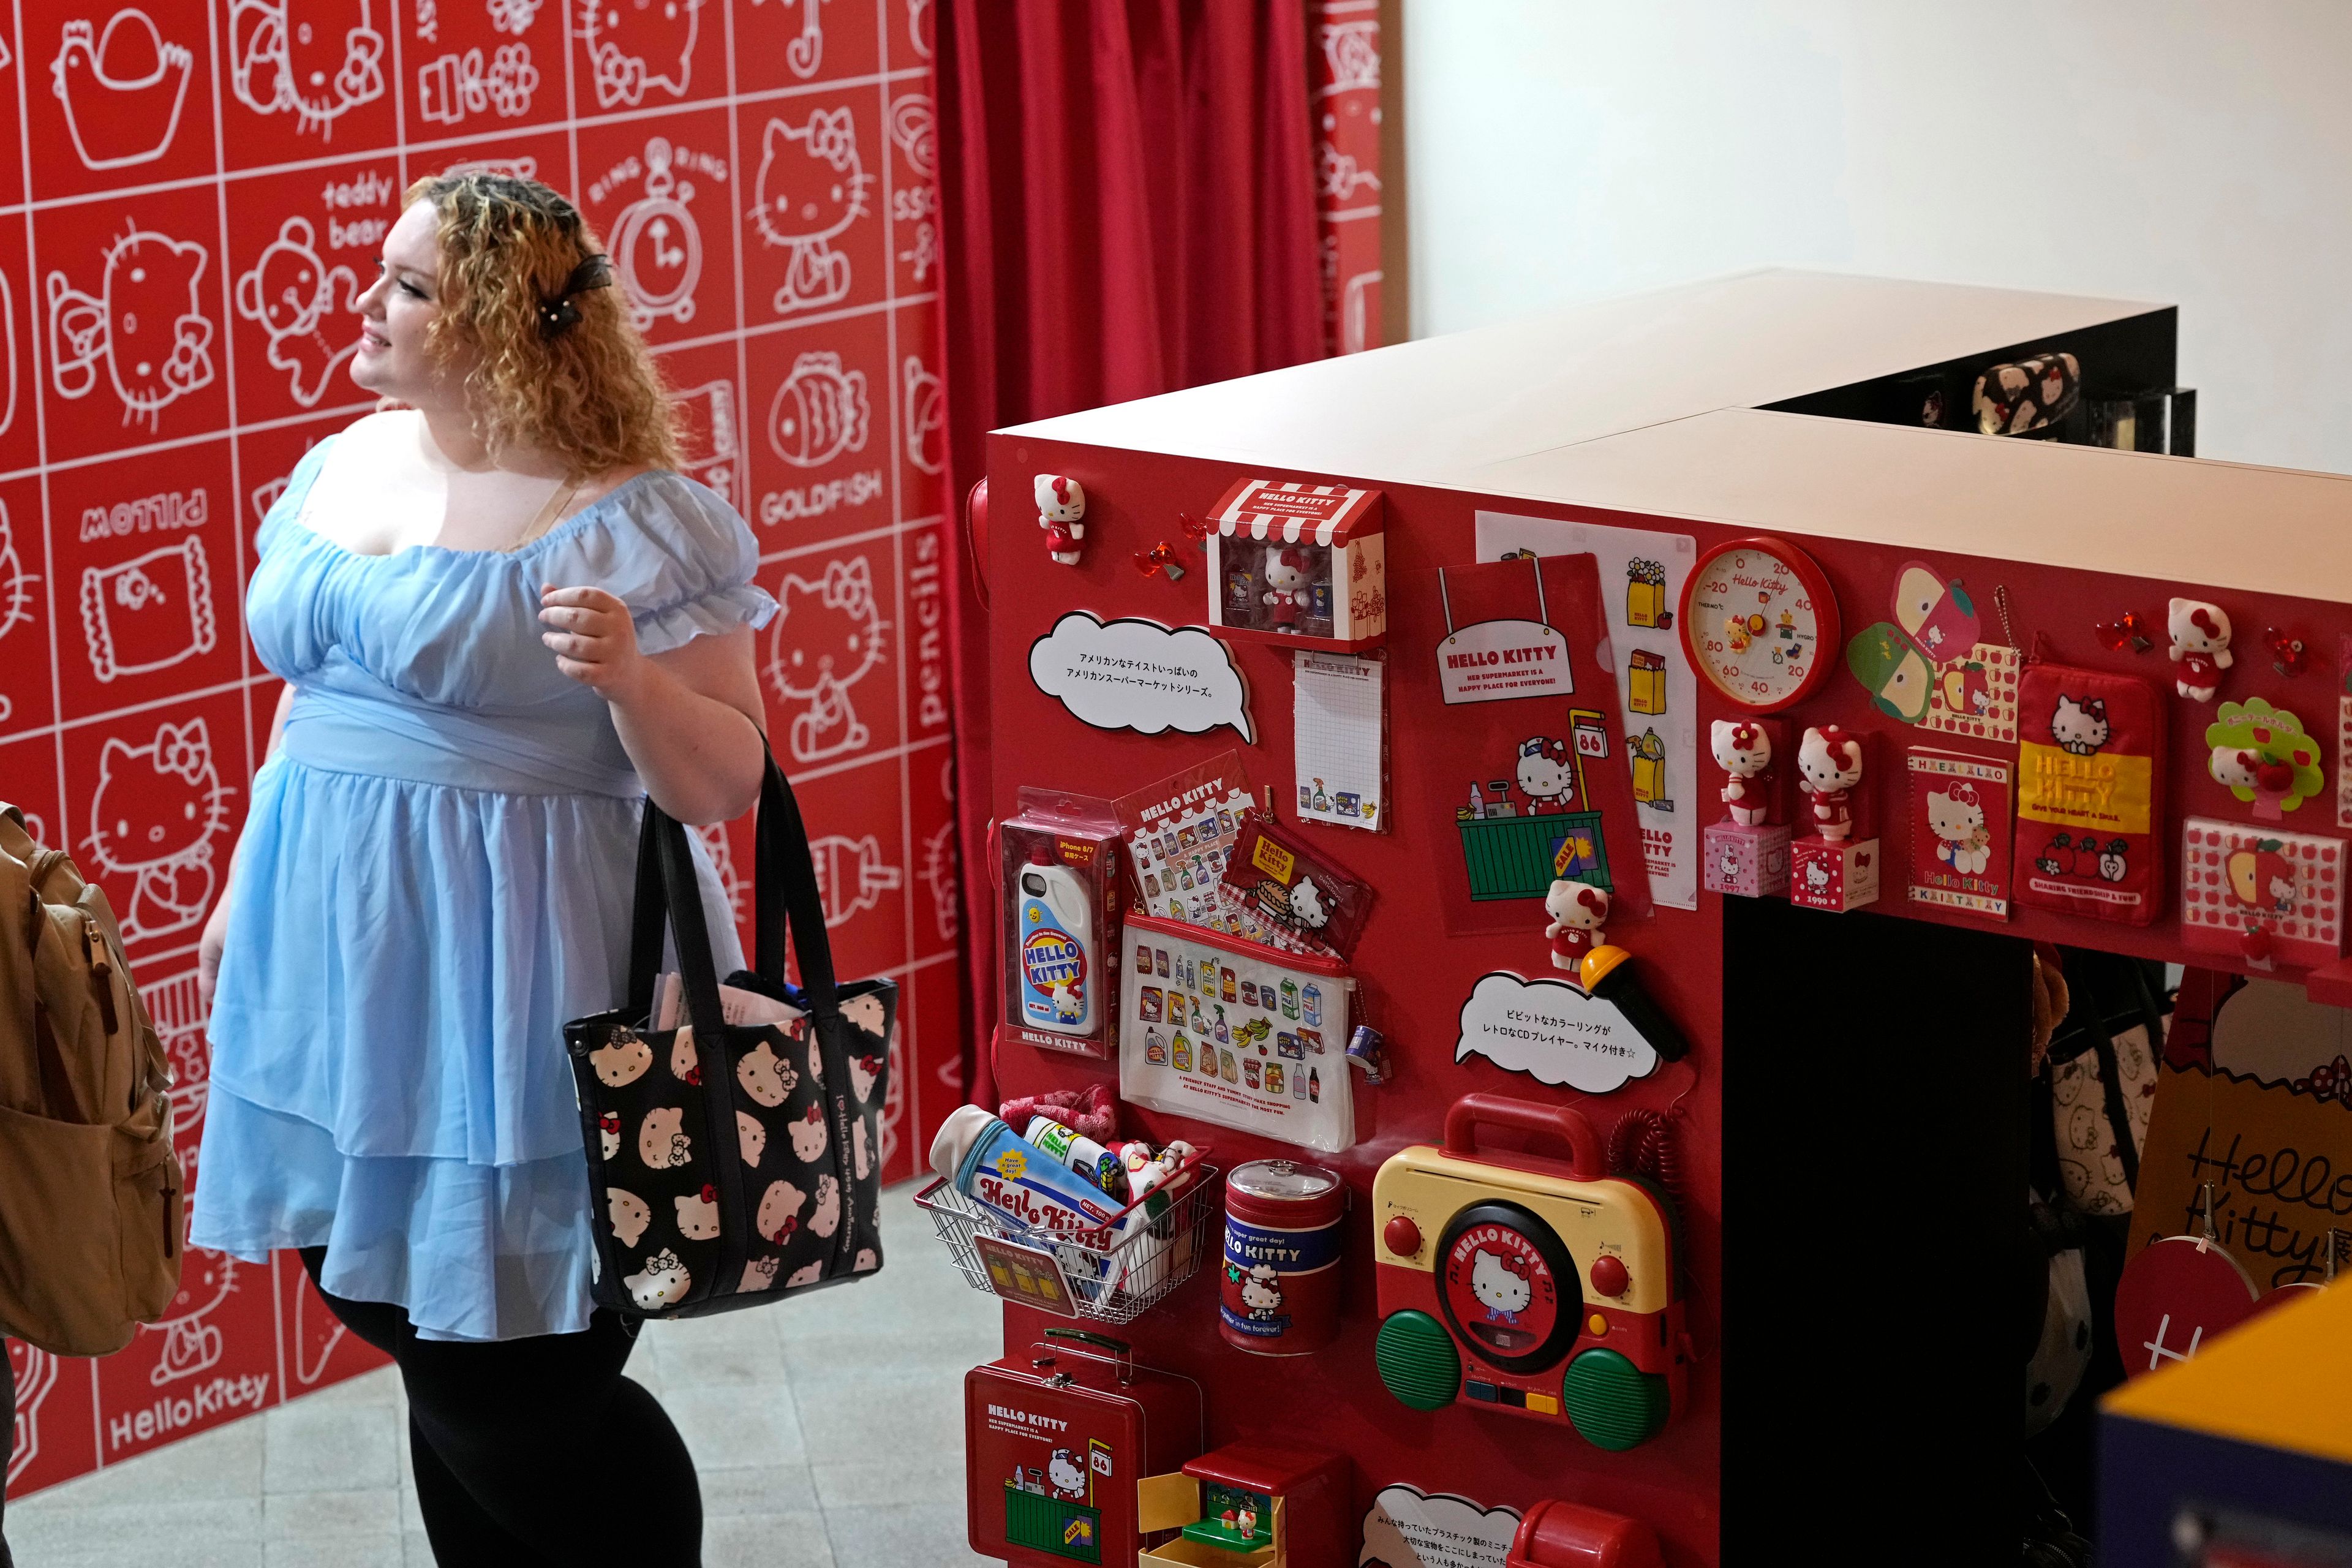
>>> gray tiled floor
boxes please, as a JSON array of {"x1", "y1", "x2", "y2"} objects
[{"x1": 7, "y1": 1182, "x2": 999, "y2": 1567}]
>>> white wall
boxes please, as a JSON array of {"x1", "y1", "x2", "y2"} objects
[{"x1": 1403, "y1": 2, "x2": 2352, "y2": 473}]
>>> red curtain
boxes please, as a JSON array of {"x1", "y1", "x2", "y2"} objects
[{"x1": 935, "y1": 0, "x2": 1328, "y2": 1108}]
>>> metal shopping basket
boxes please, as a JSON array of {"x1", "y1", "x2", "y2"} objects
[{"x1": 913, "y1": 1164, "x2": 1223, "y2": 1326}]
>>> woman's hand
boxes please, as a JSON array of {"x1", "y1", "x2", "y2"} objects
[
  {"x1": 539, "y1": 586, "x2": 649, "y2": 702},
  {"x1": 197, "y1": 891, "x2": 232, "y2": 1012}
]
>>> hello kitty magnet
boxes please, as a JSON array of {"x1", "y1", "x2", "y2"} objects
[
  {"x1": 1796, "y1": 726, "x2": 1865, "y2": 842},
  {"x1": 1543, "y1": 880, "x2": 1608, "y2": 971},
  {"x1": 2169, "y1": 598, "x2": 2234, "y2": 701},
  {"x1": 1035, "y1": 474, "x2": 1086, "y2": 566}
]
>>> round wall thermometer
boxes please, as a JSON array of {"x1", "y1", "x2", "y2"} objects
[{"x1": 1677, "y1": 535, "x2": 1841, "y2": 713}]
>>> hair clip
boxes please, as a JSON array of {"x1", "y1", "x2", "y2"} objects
[{"x1": 537, "y1": 253, "x2": 614, "y2": 339}]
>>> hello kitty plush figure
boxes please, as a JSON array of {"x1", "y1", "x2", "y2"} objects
[
  {"x1": 1261, "y1": 547, "x2": 1312, "y2": 630},
  {"x1": 1797, "y1": 726, "x2": 1865, "y2": 842},
  {"x1": 1035, "y1": 474, "x2": 1086, "y2": 565},
  {"x1": 1544, "y1": 880, "x2": 1608, "y2": 971},
  {"x1": 1517, "y1": 737, "x2": 1577, "y2": 814},
  {"x1": 1709, "y1": 720, "x2": 1774, "y2": 825},
  {"x1": 2168, "y1": 598, "x2": 2233, "y2": 701}
]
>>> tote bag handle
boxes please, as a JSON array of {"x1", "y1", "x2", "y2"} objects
[{"x1": 624, "y1": 743, "x2": 844, "y2": 1027}]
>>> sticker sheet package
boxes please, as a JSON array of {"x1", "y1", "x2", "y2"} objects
[
  {"x1": 1118, "y1": 915, "x2": 1355, "y2": 1154},
  {"x1": 1408, "y1": 551, "x2": 1652, "y2": 936},
  {"x1": 1115, "y1": 753, "x2": 1257, "y2": 935},
  {"x1": 1906, "y1": 748, "x2": 2013, "y2": 918},
  {"x1": 998, "y1": 790, "x2": 1126, "y2": 1060},
  {"x1": 2011, "y1": 665, "x2": 2165, "y2": 924}
]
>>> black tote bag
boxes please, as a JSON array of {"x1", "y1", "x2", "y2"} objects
[{"x1": 564, "y1": 750, "x2": 893, "y2": 1318}]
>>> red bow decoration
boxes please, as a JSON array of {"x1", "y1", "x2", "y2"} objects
[
  {"x1": 805, "y1": 1104, "x2": 824, "y2": 1124},
  {"x1": 700, "y1": 1184, "x2": 718, "y2": 1204},
  {"x1": 1501, "y1": 1253, "x2": 1531, "y2": 1278},
  {"x1": 1947, "y1": 782, "x2": 1979, "y2": 808},
  {"x1": 2266, "y1": 627, "x2": 2310, "y2": 676},
  {"x1": 1176, "y1": 510, "x2": 1216, "y2": 541}
]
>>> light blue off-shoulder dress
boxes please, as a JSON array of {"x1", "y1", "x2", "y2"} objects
[{"x1": 191, "y1": 435, "x2": 778, "y2": 1341}]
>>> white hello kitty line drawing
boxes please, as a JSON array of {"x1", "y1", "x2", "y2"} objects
[
  {"x1": 47, "y1": 225, "x2": 217, "y2": 428},
  {"x1": 766, "y1": 557, "x2": 887, "y2": 763},
  {"x1": 235, "y1": 218, "x2": 364, "y2": 407},
  {"x1": 0, "y1": 500, "x2": 37, "y2": 726},
  {"x1": 751, "y1": 107, "x2": 872, "y2": 315},
  {"x1": 227, "y1": 0, "x2": 387, "y2": 138},
  {"x1": 83, "y1": 718, "x2": 234, "y2": 944}
]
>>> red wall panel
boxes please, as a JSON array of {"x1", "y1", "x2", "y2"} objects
[{"x1": 2, "y1": 0, "x2": 959, "y2": 1498}]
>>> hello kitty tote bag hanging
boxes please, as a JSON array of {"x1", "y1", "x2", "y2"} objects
[
  {"x1": 2012, "y1": 665, "x2": 2166, "y2": 924},
  {"x1": 565, "y1": 752, "x2": 893, "y2": 1318}
]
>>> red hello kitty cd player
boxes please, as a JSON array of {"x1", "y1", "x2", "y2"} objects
[{"x1": 1371, "y1": 1095, "x2": 1686, "y2": 1450}]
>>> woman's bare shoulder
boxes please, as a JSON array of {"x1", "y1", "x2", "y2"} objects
[{"x1": 565, "y1": 463, "x2": 659, "y2": 519}]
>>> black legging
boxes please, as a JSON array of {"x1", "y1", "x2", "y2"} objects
[{"x1": 298, "y1": 1248, "x2": 701, "y2": 1566}]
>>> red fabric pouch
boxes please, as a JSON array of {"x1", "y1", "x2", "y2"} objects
[{"x1": 2011, "y1": 664, "x2": 2165, "y2": 923}]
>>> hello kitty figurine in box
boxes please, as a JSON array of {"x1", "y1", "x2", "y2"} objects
[
  {"x1": 1036, "y1": 473, "x2": 1087, "y2": 566},
  {"x1": 1702, "y1": 718, "x2": 1792, "y2": 899},
  {"x1": 2168, "y1": 597, "x2": 2233, "y2": 701},
  {"x1": 1796, "y1": 726, "x2": 1865, "y2": 842},
  {"x1": 1544, "y1": 880, "x2": 1608, "y2": 971},
  {"x1": 1261, "y1": 548, "x2": 1314, "y2": 631},
  {"x1": 1204, "y1": 477, "x2": 1387, "y2": 652},
  {"x1": 1790, "y1": 727, "x2": 1879, "y2": 911}
]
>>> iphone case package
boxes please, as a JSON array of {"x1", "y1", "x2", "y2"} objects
[{"x1": 999, "y1": 789, "x2": 1126, "y2": 1060}]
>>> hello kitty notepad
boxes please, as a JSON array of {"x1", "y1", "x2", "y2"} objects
[{"x1": 1905, "y1": 748, "x2": 2013, "y2": 919}]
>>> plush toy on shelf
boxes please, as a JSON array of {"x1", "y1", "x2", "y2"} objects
[
  {"x1": 1544, "y1": 881, "x2": 1609, "y2": 971},
  {"x1": 1796, "y1": 726, "x2": 1865, "y2": 842},
  {"x1": 2168, "y1": 597, "x2": 2233, "y2": 701},
  {"x1": 1035, "y1": 473, "x2": 1087, "y2": 566}
]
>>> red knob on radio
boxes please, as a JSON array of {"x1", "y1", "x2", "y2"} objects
[
  {"x1": 1589, "y1": 1254, "x2": 1629, "y2": 1297},
  {"x1": 1383, "y1": 1216, "x2": 1422, "y2": 1257}
]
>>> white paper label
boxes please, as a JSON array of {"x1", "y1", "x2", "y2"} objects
[
  {"x1": 1028, "y1": 611, "x2": 1254, "y2": 743},
  {"x1": 1436, "y1": 618, "x2": 1573, "y2": 705},
  {"x1": 1359, "y1": 1485, "x2": 1521, "y2": 1568},
  {"x1": 1454, "y1": 970, "x2": 1658, "y2": 1093}
]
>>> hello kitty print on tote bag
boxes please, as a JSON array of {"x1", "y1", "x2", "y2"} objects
[{"x1": 567, "y1": 750, "x2": 892, "y2": 1319}]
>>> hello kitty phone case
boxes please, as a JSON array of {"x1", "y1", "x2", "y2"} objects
[{"x1": 1369, "y1": 1095, "x2": 1686, "y2": 1449}]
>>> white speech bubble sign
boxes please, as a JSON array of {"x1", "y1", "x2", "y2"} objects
[
  {"x1": 1360, "y1": 1484, "x2": 1521, "y2": 1568},
  {"x1": 1455, "y1": 970, "x2": 1659, "y2": 1093},
  {"x1": 1028, "y1": 611, "x2": 1255, "y2": 744}
]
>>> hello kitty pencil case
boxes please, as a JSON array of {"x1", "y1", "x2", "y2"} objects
[{"x1": 2013, "y1": 663, "x2": 2166, "y2": 924}]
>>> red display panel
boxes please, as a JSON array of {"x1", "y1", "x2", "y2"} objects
[{"x1": 1, "y1": 0, "x2": 952, "y2": 1498}]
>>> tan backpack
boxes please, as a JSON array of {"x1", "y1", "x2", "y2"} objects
[{"x1": 0, "y1": 804, "x2": 183, "y2": 1355}]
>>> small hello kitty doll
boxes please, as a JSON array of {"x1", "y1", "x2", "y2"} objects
[
  {"x1": 1797, "y1": 726, "x2": 1864, "y2": 842},
  {"x1": 2168, "y1": 598, "x2": 2233, "y2": 701},
  {"x1": 1035, "y1": 474, "x2": 1086, "y2": 565},
  {"x1": 1709, "y1": 719, "x2": 1774, "y2": 826},
  {"x1": 1261, "y1": 547, "x2": 1313, "y2": 630},
  {"x1": 1544, "y1": 880, "x2": 1608, "y2": 970}
]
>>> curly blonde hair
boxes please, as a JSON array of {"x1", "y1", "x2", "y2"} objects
[{"x1": 405, "y1": 172, "x2": 681, "y2": 478}]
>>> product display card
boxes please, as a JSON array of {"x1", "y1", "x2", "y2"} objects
[
  {"x1": 1905, "y1": 747, "x2": 2013, "y2": 919},
  {"x1": 1294, "y1": 652, "x2": 1387, "y2": 831},
  {"x1": 1118, "y1": 916, "x2": 1355, "y2": 1155},
  {"x1": 1115, "y1": 752, "x2": 1257, "y2": 935},
  {"x1": 1475, "y1": 513, "x2": 1700, "y2": 911},
  {"x1": 1403, "y1": 550, "x2": 1653, "y2": 936}
]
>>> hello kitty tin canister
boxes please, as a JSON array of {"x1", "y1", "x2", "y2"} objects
[{"x1": 1221, "y1": 1159, "x2": 1347, "y2": 1355}]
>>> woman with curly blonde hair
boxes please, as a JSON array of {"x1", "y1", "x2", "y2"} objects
[{"x1": 191, "y1": 172, "x2": 764, "y2": 1564}]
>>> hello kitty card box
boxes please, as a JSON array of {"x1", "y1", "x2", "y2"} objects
[
  {"x1": 1369, "y1": 1095, "x2": 1686, "y2": 1451},
  {"x1": 966, "y1": 1329, "x2": 1204, "y2": 1568},
  {"x1": 1203, "y1": 477, "x2": 1387, "y2": 652},
  {"x1": 1789, "y1": 837, "x2": 1882, "y2": 912}
]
